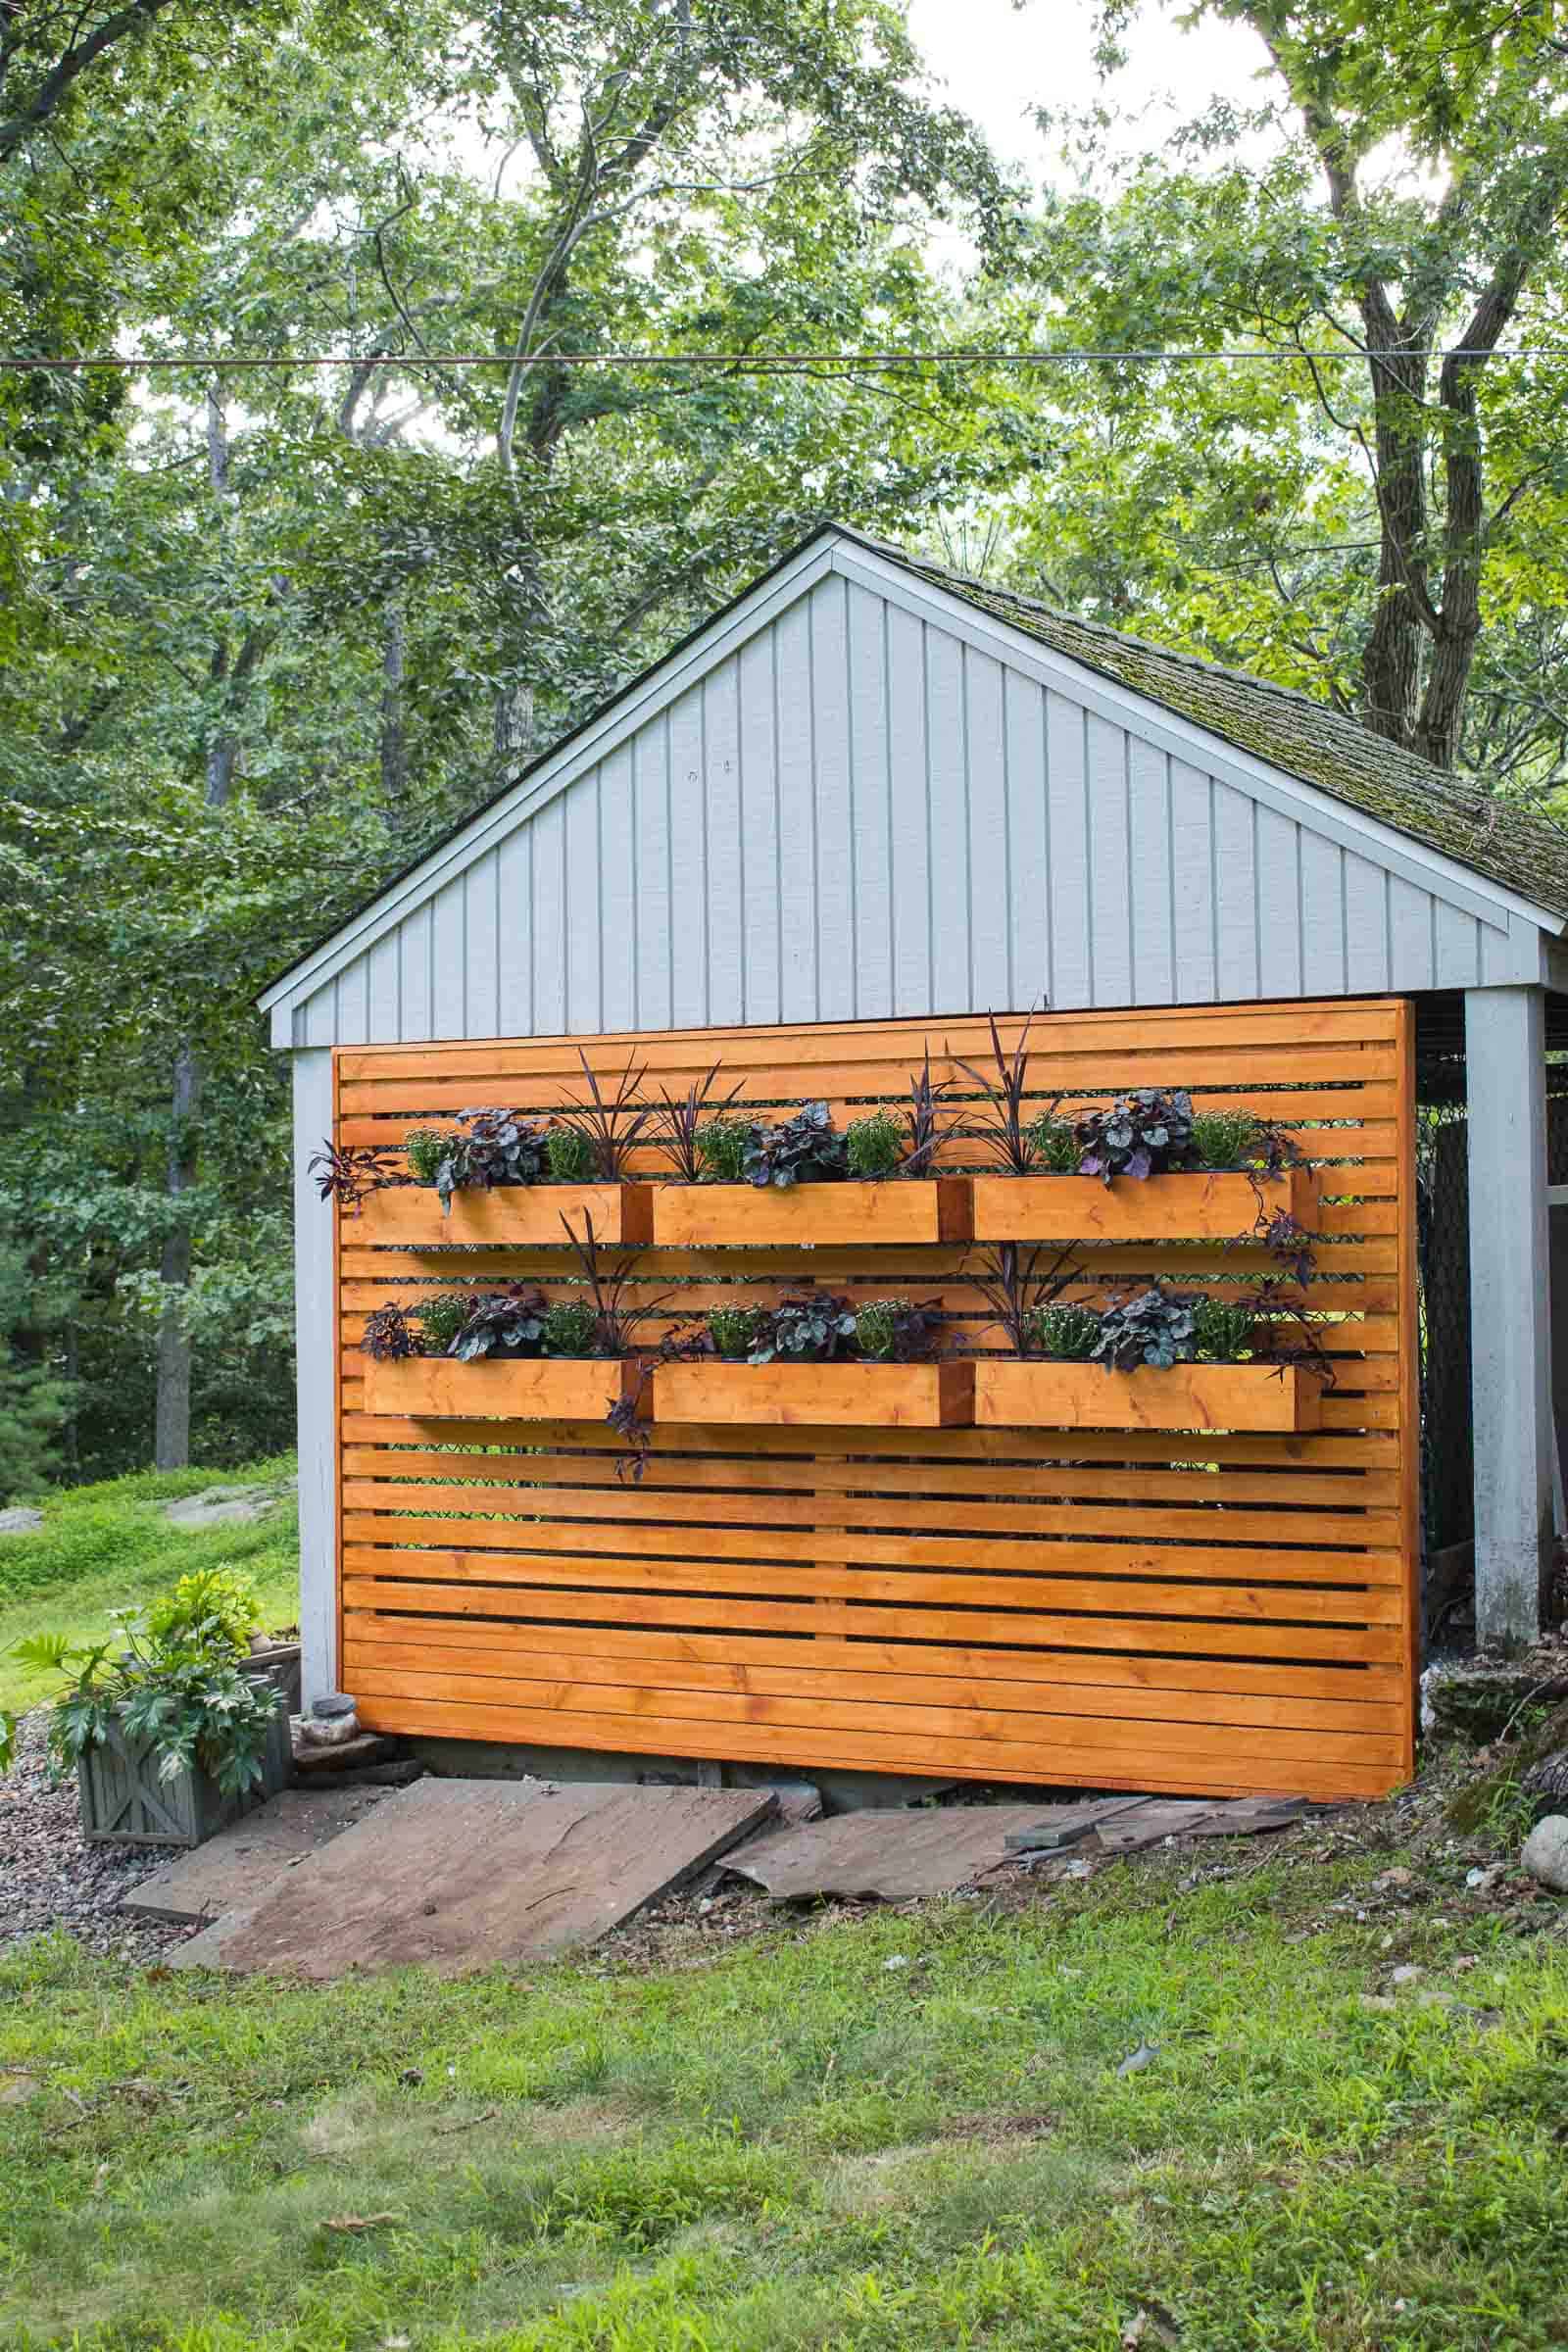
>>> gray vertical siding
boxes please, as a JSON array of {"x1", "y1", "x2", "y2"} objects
[{"x1": 290, "y1": 568, "x2": 1519, "y2": 1044}]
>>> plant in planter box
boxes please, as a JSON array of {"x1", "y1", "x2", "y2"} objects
[
  {"x1": 899, "y1": 1048, "x2": 956, "y2": 1177},
  {"x1": 845, "y1": 1111, "x2": 904, "y2": 1181},
  {"x1": 545, "y1": 1125, "x2": 597, "y2": 1184},
  {"x1": 950, "y1": 1010, "x2": 1056, "y2": 1174},
  {"x1": 1191, "y1": 1297, "x2": 1256, "y2": 1362},
  {"x1": 651, "y1": 1061, "x2": 748, "y2": 1182},
  {"x1": 749, "y1": 1290, "x2": 858, "y2": 1363},
  {"x1": 414, "y1": 1293, "x2": 472, "y2": 1353},
  {"x1": 1027, "y1": 1111, "x2": 1082, "y2": 1173},
  {"x1": 144, "y1": 1566, "x2": 262, "y2": 1657},
  {"x1": 1030, "y1": 1304, "x2": 1102, "y2": 1360},
  {"x1": 309, "y1": 1139, "x2": 401, "y2": 1212},
  {"x1": 541, "y1": 1298, "x2": 601, "y2": 1357},
  {"x1": 1075, "y1": 1089, "x2": 1197, "y2": 1184},
  {"x1": 405, "y1": 1107, "x2": 550, "y2": 1210},
  {"x1": 853, "y1": 1296, "x2": 943, "y2": 1361},
  {"x1": 1190, "y1": 1107, "x2": 1298, "y2": 1175},
  {"x1": 552, "y1": 1047, "x2": 653, "y2": 1179},
  {"x1": 362, "y1": 1301, "x2": 422, "y2": 1359},
  {"x1": 967, "y1": 1242, "x2": 1083, "y2": 1355},
  {"x1": 15, "y1": 1611, "x2": 284, "y2": 1800},
  {"x1": 1091, "y1": 1285, "x2": 1202, "y2": 1371},
  {"x1": 695, "y1": 1116, "x2": 752, "y2": 1183},
  {"x1": 743, "y1": 1102, "x2": 849, "y2": 1189},
  {"x1": 707, "y1": 1304, "x2": 766, "y2": 1360},
  {"x1": 448, "y1": 1283, "x2": 552, "y2": 1360}
]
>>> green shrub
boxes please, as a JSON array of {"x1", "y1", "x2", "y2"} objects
[
  {"x1": 708, "y1": 1305, "x2": 765, "y2": 1360},
  {"x1": 541, "y1": 1299, "x2": 601, "y2": 1357},
  {"x1": 1028, "y1": 1112, "x2": 1081, "y2": 1172},
  {"x1": 1189, "y1": 1109, "x2": 1262, "y2": 1169},
  {"x1": 1192, "y1": 1298, "x2": 1255, "y2": 1361},
  {"x1": 404, "y1": 1129, "x2": 450, "y2": 1186},
  {"x1": 545, "y1": 1126, "x2": 596, "y2": 1183},
  {"x1": 845, "y1": 1111, "x2": 903, "y2": 1179},
  {"x1": 1029, "y1": 1305, "x2": 1101, "y2": 1360},
  {"x1": 143, "y1": 1566, "x2": 262, "y2": 1658},
  {"x1": 696, "y1": 1119, "x2": 751, "y2": 1184},
  {"x1": 414, "y1": 1294, "x2": 470, "y2": 1354}
]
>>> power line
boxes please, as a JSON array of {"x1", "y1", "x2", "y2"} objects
[{"x1": 1, "y1": 344, "x2": 1566, "y2": 372}]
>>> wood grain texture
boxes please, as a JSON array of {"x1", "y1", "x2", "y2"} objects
[
  {"x1": 363, "y1": 1355, "x2": 638, "y2": 1422},
  {"x1": 652, "y1": 1360, "x2": 973, "y2": 1428},
  {"x1": 651, "y1": 1176, "x2": 970, "y2": 1247},
  {"x1": 969, "y1": 1166, "x2": 1318, "y2": 1242},
  {"x1": 328, "y1": 998, "x2": 1416, "y2": 1801},
  {"x1": 357, "y1": 1183, "x2": 654, "y2": 1249},
  {"x1": 972, "y1": 1360, "x2": 1321, "y2": 1434}
]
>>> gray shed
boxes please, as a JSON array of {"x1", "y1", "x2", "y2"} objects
[{"x1": 263, "y1": 524, "x2": 1568, "y2": 1765}]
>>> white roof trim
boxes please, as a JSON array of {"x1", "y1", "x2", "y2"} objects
[
  {"x1": 831, "y1": 539, "x2": 1562, "y2": 939},
  {"x1": 264, "y1": 525, "x2": 1563, "y2": 1032}
]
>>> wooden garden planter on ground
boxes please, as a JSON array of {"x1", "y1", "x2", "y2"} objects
[
  {"x1": 77, "y1": 1700, "x2": 291, "y2": 1847},
  {"x1": 652, "y1": 1359, "x2": 974, "y2": 1428},
  {"x1": 969, "y1": 1166, "x2": 1319, "y2": 1243},
  {"x1": 651, "y1": 1177, "x2": 970, "y2": 1249},
  {"x1": 355, "y1": 1182, "x2": 654, "y2": 1248},
  {"x1": 364, "y1": 1353, "x2": 640, "y2": 1422},
  {"x1": 972, "y1": 1358, "x2": 1321, "y2": 1433}
]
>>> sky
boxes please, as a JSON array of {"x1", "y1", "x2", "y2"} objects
[{"x1": 903, "y1": 0, "x2": 1276, "y2": 183}]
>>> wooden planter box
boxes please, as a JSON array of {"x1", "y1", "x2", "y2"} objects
[
  {"x1": 969, "y1": 1166, "x2": 1319, "y2": 1243},
  {"x1": 653, "y1": 1358, "x2": 974, "y2": 1429},
  {"x1": 355, "y1": 1182, "x2": 653, "y2": 1249},
  {"x1": 365, "y1": 1352, "x2": 640, "y2": 1423},
  {"x1": 651, "y1": 1177, "x2": 970, "y2": 1249},
  {"x1": 77, "y1": 1698, "x2": 290, "y2": 1848},
  {"x1": 972, "y1": 1358, "x2": 1320, "y2": 1433},
  {"x1": 245, "y1": 1642, "x2": 302, "y2": 1718}
]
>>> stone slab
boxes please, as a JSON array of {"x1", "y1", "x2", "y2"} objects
[
  {"x1": 722, "y1": 1804, "x2": 1056, "y2": 1901},
  {"x1": 121, "y1": 1785, "x2": 392, "y2": 1924},
  {"x1": 172, "y1": 1778, "x2": 776, "y2": 1977},
  {"x1": 1004, "y1": 1797, "x2": 1152, "y2": 1853},
  {"x1": 291, "y1": 1730, "x2": 400, "y2": 1776}
]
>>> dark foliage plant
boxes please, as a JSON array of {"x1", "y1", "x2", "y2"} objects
[
  {"x1": 966, "y1": 1243, "x2": 1082, "y2": 1358},
  {"x1": 744, "y1": 1102, "x2": 849, "y2": 1189},
  {"x1": 308, "y1": 1139, "x2": 400, "y2": 1212},
  {"x1": 845, "y1": 1111, "x2": 904, "y2": 1180},
  {"x1": 553, "y1": 1049, "x2": 653, "y2": 1181},
  {"x1": 361, "y1": 1302, "x2": 421, "y2": 1360},
  {"x1": 900, "y1": 1048, "x2": 956, "y2": 1177},
  {"x1": 750, "y1": 1290, "x2": 858, "y2": 1363},
  {"x1": 950, "y1": 1011, "x2": 1055, "y2": 1176},
  {"x1": 853, "y1": 1296, "x2": 943, "y2": 1362},
  {"x1": 559, "y1": 1211, "x2": 675, "y2": 1355},
  {"x1": 449, "y1": 1283, "x2": 550, "y2": 1361},
  {"x1": 651, "y1": 1061, "x2": 748, "y2": 1182},
  {"x1": 695, "y1": 1117, "x2": 752, "y2": 1183},
  {"x1": 1076, "y1": 1089, "x2": 1196, "y2": 1184}
]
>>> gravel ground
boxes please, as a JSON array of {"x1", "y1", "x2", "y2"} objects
[{"x1": 1, "y1": 1713, "x2": 198, "y2": 1962}]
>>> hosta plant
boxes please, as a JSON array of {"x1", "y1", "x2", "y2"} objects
[
  {"x1": 15, "y1": 1614, "x2": 283, "y2": 1798},
  {"x1": 743, "y1": 1102, "x2": 849, "y2": 1189},
  {"x1": 853, "y1": 1296, "x2": 943, "y2": 1362},
  {"x1": 1075, "y1": 1089, "x2": 1196, "y2": 1184},
  {"x1": 750, "y1": 1290, "x2": 858, "y2": 1363}
]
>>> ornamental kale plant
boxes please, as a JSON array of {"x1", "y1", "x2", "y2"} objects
[
  {"x1": 651, "y1": 1061, "x2": 748, "y2": 1182},
  {"x1": 695, "y1": 1117, "x2": 752, "y2": 1183},
  {"x1": 707, "y1": 1304, "x2": 766, "y2": 1359},
  {"x1": 853, "y1": 1296, "x2": 943, "y2": 1361},
  {"x1": 1075, "y1": 1089, "x2": 1196, "y2": 1184},
  {"x1": 405, "y1": 1108, "x2": 550, "y2": 1209},
  {"x1": 1091, "y1": 1285, "x2": 1200, "y2": 1371},
  {"x1": 845, "y1": 1111, "x2": 904, "y2": 1180},
  {"x1": 750, "y1": 1290, "x2": 858, "y2": 1363},
  {"x1": 15, "y1": 1614, "x2": 283, "y2": 1798},
  {"x1": 361, "y1": 1302, "x2": 422, "y2": 1360},
  {"x1": 743, "y1": 1102, "x2": 849, "y2": 1189}
]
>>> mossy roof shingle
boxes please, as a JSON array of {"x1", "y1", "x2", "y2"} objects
[{"x1": 857, "y1": 531, "x2": 1568, "y2": 925}]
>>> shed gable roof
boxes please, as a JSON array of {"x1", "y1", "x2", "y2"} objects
[{"x1": 261, "y1": 521, "x2": 1566, "y2": 1031}]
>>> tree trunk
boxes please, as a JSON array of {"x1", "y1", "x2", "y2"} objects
[
  {"x1": 1358, "y1": 339, "x2": 1431, "y2": 751},
  {"x1": 154, "y1": 1042, "x2": 199, "y2": 1470},
  {"x1": 379, "y1": 602, "x2": 409, "y2": 826}
]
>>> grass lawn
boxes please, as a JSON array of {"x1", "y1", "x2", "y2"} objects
[
  {"x1": 0, "y1": 1459, "x2": 300, "y2": 1712},
  {"x1": 3, "y1": 1842, "x2": 1566, "y2": 2350}
]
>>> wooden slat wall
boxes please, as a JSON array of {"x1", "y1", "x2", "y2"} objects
[{"x1": 331, "y1": 1000, "x2": 1418, "y2": 1800}]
